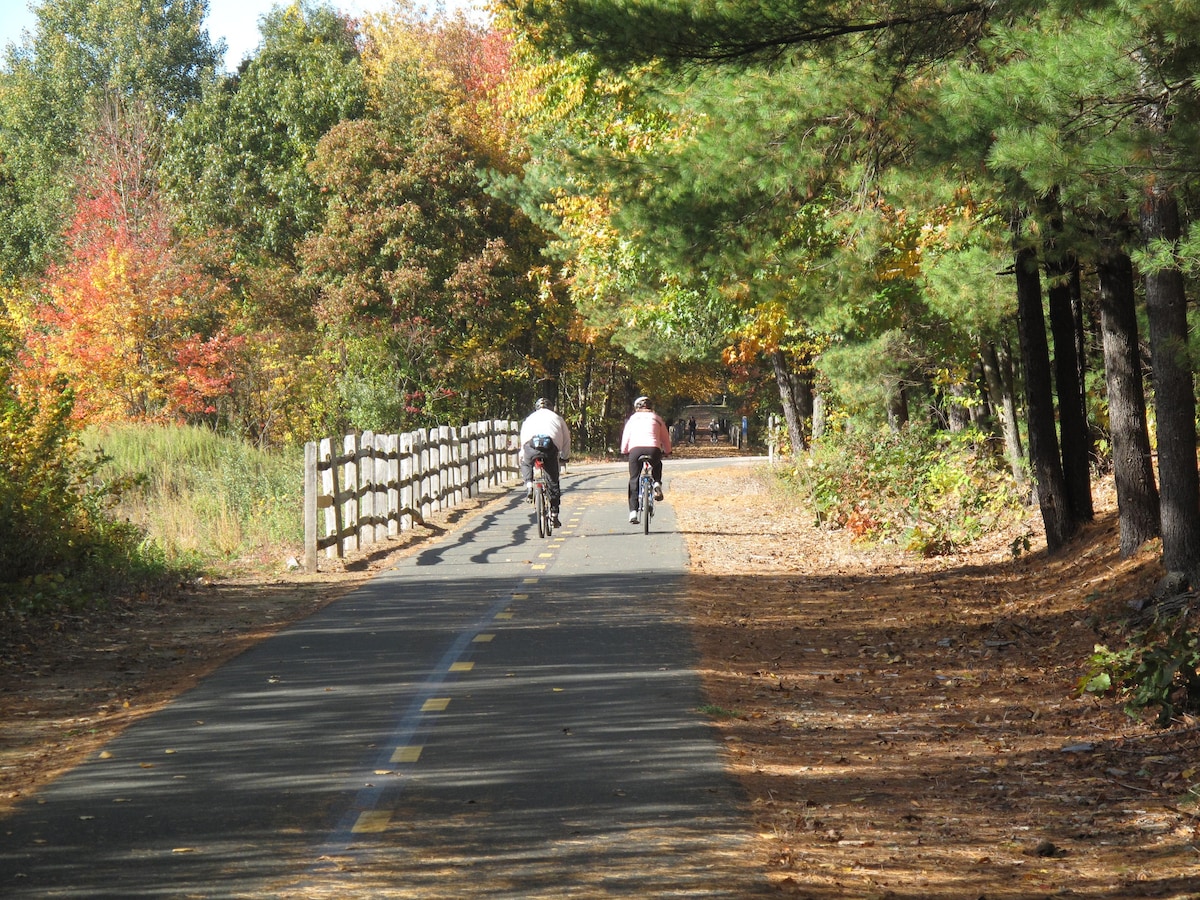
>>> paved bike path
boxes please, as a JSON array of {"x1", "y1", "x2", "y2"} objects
[{"x1": 0, "y1": 464, "x2": 771, "y2": 898}]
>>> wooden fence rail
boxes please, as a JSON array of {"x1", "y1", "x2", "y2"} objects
[{"x1": 303, "y1": 419, "x2": 520, "y2": 572}]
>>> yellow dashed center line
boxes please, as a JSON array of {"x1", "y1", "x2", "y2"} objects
[
  {"x1": 392, "y1": 745, "x2": 423, "y2": 763},
  {"x1": 421, "y1": 698, "x2": 450, "y2": 712},
  {"x1": 449, "y1": 661, "x2": 474, "y2": 672},
  {"x1": 352, "y1": 810, "x2": 392, "y2": 833},
  {"x1": 473, "y1": 633, "x2": 494, "y2": 642}
]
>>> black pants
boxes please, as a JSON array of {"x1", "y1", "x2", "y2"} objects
[
  {"x1": 626, "y1": 446, "x2": 662, "y2": 511},
  {"x1": 520, "y1": 442, "x2": 561, "y2": 511}
]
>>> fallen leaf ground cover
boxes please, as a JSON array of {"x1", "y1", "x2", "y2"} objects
[
  {"x1": 669, "y1": 458, "x2": 1200, "y2": 899},
  {"x1": 2, "y1": 448, "x2": 1199, "y2": 899}
]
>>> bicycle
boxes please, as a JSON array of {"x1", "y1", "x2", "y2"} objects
[
  {"x1": 635, "y1": 455, "x2": 655, "y2": 534},
  {"x1": 530, "y1": 455, "x2": 554, "y2": 538}
]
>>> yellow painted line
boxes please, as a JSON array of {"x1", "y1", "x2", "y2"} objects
[
  {"x1": 449, "y1": 662, "x2": 474, "y2": 672},
  {"x1": 512, "y1": 593, "x2": 529, "y2": 600},
  {"x1": 538, "y1": 553, "x2": 554, "y2": 559},
  {"x1": 494, "y1": 612, "x2": 513, "y2": 620},
  {"x1": 392, "y1": 745, "x2": 423, "y2": 763},
  {"x1": 352, "y1": 810, "x2": 392, "y2": 833},
  {"x1": 524, "y1": 578, "x2": 539, "y2": 584},
  {"x1": 531, "y1": 564, "x2": 547, "y2": 570},
  {"x1": 473, "y1": 633, "x2": 494, "y2": 643},
  {"x1": 422, "y1": 698, "x2": 450, "y2": 712}
]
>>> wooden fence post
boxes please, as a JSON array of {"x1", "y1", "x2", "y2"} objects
[
  {"x1": 504, "y1": 419, "x2": 519, "y2": 481},
  {"x1": 439, "y1": 425, "x2": 452, "y2": 510},
  {"x1": 452, "y1": 426, "x2": 463, "y2": 505},
  {"x1": 484, "y1": 421, "x2": 496, "y2": 488},
  {"x1": 384, "y1": 432, "x2": 399, "y2": 538},
  {"x1": 319, "y1": 437, "x2": 340, "y2": 559},
  {"x1": 359, "y1": 431, "x2": 375, "y2": 548},
  {"x1": 430, "y1": 426, "x2": 443, "y2": 513},
  {"x1": 494, "y1": 419, "x2": 506, "y2": 485},
  {"x1": 467, "y1": 422, "x2": 480, "y2": 497},
  {"x1": 342, "y1": 433, "x2": 359, "y2": 554},
  {"x1": 400, "y1": 431, "x2": 414, "y2": 532},
  {"x1": 304, "y1": 441, "x2": 318, "y2": 573},
  {"x1": 417, "y1": 429, "x2": 431, "y2": 521}
]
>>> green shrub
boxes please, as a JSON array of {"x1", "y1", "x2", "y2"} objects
[
  {"x1": 0, "y1": 376, "x2": 157, "y2": 611},
  {"x1": 1081, "y1": 610, "x2": 1200, "y2": 727},
  {"x1": 781, "y1": 425, "x2": 1025, "y2": 555}
]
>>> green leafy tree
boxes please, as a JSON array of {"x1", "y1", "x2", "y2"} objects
[
  {"x1": 0, "y1": 0, "x2": 220, "y2": 278},
  {"x1": 163, "y1": 1, "x2": 367, "y2": 266},
  {"x1": 159, "y1": 2, "x2": 368, "y2": 443},
  {"x1": 297, "y1": 5, "x2": 562, "y2": 429}
]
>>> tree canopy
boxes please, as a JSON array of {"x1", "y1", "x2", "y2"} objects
[{"x1": 3, "y1": 0, "x2": 1200, "y2": 580}]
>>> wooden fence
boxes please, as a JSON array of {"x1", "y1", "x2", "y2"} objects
[{"x1": 303, "y1": 420, "x2": 520, "y2": 572}]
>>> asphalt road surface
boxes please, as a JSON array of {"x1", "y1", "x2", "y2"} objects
[{"x1": 0, "y1": 461, "x2": 772, "y2": 898}]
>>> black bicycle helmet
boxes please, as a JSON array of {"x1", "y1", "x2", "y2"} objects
[
  {"x1": 634, "y1": 396, "x2": 651, "y2": 411},
  {"x1": 534, "y1": 397, "x2": 554, "y2": 411}
]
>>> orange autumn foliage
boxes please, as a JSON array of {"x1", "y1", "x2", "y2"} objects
[{"x1": 19, "y1": 108, "x2": 241, "y2": 424}]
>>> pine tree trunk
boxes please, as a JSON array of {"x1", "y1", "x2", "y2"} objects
[
  {"x1": 1013, "y1": 211, "x2": 1076, "y2": 551},
  {"x1": 1044, "y1": 198, "x2": 1094, "y2": 521},
  {"x1": 1140, "y1": 185, "x2": 1200, "y2": 581},
  {"x1": 979, "y1": 338, "x2": 1026, "y2": 487},
  {"x1": 886, "y1": 380, "x2": 908, "y2": 431},
  {"x1": 947, "y1": 382, "x2": 970, "y2": 432},
  {"x1": 769, "y1": 348, "x2": 809, "y2": 453},
  {"x1": 1096, "y1": 231, "x2": 1160, "y2": 557}
]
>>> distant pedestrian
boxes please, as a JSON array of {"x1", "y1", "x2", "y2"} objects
[{"x1": 687, "y1": 417, "x2": 696, "y2": 444}]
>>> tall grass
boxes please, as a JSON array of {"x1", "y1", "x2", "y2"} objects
[{"x1": 85, "y1": 424, "x2": 303, "y2": 571}]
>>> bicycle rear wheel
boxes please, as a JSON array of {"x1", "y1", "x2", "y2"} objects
[
  {"x1": 641, "y1": 479, "x2": 653, "y2": 534},
  {"x1": 535, "y1": 483, "x2": 547, "y2": 538}
]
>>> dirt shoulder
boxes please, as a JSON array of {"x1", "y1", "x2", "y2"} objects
[
  {"x1": 3, "y1": 451, "x2": 1198, "y2": 898},
  {"x1": 669, "y1": 462, "x2": 1199, "y2": 899}
]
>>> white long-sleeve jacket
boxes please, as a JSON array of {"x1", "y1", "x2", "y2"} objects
[{"x1": 519, "y1": 408, "x2": 571, "y2": 459}]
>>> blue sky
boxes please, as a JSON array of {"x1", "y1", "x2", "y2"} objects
[{"x1": 0, "y1": 0, "x2": 486, "y2": 71}]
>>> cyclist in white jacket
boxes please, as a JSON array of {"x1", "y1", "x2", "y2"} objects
[
  {"x1": 619, "y1": 396, "x2": 672, "y2": 524},
  {"x1": 519, "y1": 398, "x2": 571, "y2": 527}
]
